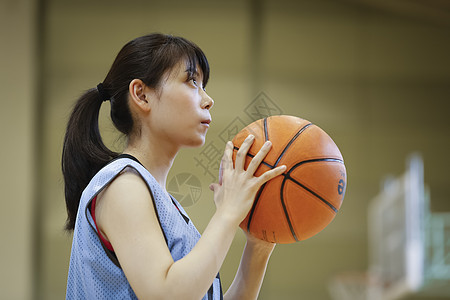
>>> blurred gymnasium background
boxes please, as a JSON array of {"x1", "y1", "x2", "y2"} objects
[{"x1": 1, "y1": 0, "x2": 449, "y2": 299}]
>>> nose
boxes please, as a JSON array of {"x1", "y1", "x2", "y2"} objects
[{"x1": 201, "y1": 91, "x2": 214, "y2": 110}]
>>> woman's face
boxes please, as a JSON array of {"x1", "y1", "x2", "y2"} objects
[{"x1": 147, "y1": 61, "x2": 214, "y2": 149}]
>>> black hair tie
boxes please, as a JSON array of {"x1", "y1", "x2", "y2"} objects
[{"x1": 96, "y1": 83, "x2": 110, "y2": 102}]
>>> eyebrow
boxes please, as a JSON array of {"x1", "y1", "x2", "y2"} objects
[
  {"x1": 185, "y1": 68, "x2": 200, "y2": 76},
  {"x1": 184, "y1": 65, "x2": 206, "y2": 87},
  {"x1": 186, "y1": 70, "x2": 204, "y2": 83}
]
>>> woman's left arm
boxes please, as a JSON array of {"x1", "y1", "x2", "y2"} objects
[{"x1": 224, "y1": 232, "x2": 276, "y2": 300}]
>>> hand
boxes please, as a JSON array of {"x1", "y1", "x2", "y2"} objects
[
  {"x1": 244, "y1": 229, "x2": 276, "y2": 253},
  {"x1": 209, "y1": 135, "x2": 286, "y2": 226}
]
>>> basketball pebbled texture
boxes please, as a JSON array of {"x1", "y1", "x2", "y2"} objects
[{"x1": 232, "y1": 115, "x2": 347, "y2": 244}]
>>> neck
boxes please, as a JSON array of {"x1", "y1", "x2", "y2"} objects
[{"x1": 123, "y1": 136, "x2": 178, "y2": 189}]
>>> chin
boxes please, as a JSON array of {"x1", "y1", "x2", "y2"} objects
[{"x1": 184, "y1": 136, "x2": 206, "y2": 148}]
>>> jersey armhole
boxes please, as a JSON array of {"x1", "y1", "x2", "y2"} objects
[
  {"x1": 84, "y1": 162, "x2": 169, "y2": 268},
  {"x1": 90, "y1": 196, "x2": 114, "y2": 252}
]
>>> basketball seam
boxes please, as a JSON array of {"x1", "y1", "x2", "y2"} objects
[
  {"x1": 246, "y1": 182, "x2": 267, "y2": 233},
  {"x1": 275, "y1": 122, "x2": 314, "y2": 242},
  {"x1": 279, "y1": 158, "x2": 343, "y2": 241},
  {"x1": 280, "y1": 177, "x2": 300, "y2": 242},
  {"x1": 264, "y1": 117, "x2": 269, "y2": 141},
  {"x1": 287, "y1": 158, "x2": 343, "y2": 213},
  {"x1": 292, "y1": 158, "x2": 344, "y2": 168},
  {"x1": 247, "y1": 121, "x2": 313, "y2": 242},
  {"x1": 274, "y1": 123, "x2": 313, "y2": 167},
  {"x1": 285, "y1": 172, "x2": 339, "y2": 213},
  {"x1": 246, "y1": 118, "x2": 270, "y2": 235}
]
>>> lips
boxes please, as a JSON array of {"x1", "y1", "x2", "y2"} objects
[{"x1": 201, "y1": 119, "x2": 211, "y2": 125}]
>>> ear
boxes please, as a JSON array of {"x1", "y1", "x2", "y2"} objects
[{"x1": 129, "y1": 79, "x2": 151, "y2": 112}]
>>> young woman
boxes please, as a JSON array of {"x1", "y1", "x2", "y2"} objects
[{"x1": 62, "y1": 33, "x2": 286, "y2": 300}]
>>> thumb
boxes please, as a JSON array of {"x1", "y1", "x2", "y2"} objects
[
  {"x1": 209, "y1": 182, "x2": 223, "y2": 192},
  {"x1": 209, "y1": 183, "x2": 219, "y2": 192}
]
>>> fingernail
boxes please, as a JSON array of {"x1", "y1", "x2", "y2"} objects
[{"x1": 264, "y1": 141, "x2": 272, "y2": 147}]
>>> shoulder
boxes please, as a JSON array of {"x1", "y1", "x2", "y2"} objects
[
  {"x1": 102, "y1": 164, "x2": 153, "y2": 197},
  {"x1": 95, "y1": 166, "x2": 155, "y2": 229},
  {"x1": 107, "y1": 166, "x2": 149, "y2": 194}
]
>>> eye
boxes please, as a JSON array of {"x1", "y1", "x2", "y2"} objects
[
  {"x1": 190, "y1": 78, "x2": 205, "y2": 91},
  {"x1": 187, "y1": 76, "x2": 198, "y2": 87},
  {"x1": 187, "y1": 74, "x2": 204, "y2": 90}
]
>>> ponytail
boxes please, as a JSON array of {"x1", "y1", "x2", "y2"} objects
[{"x1": 62, "y1": 87, "x2": 118, "y2": 231}]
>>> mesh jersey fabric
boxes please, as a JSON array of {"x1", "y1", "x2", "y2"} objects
[{"x1": 66, "y1": 157, "x2": 222, "y2": 299}]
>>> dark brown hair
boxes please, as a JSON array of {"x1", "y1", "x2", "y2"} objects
[{"x1": 62, "y1": 33, "x2": 210, "y2": 230}]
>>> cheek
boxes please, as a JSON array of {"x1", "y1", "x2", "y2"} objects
[
  {"x1": 176, "y1": 92, "x2": 198, "y2": 111},
  {"x1": 153, "y1": 88, "x2": 200, "y2": 130},
  {"x1": 164, "y1": 89, "x2": 195, "y2": 112}
]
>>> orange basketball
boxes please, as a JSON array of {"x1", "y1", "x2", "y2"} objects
[{"x1": 232, "y1": 115, "x2": 347, "y2": 244}]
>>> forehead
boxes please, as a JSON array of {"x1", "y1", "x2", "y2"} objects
[
  {"x1": 158, "y1": 61, "x2": 203, "y2": 92},
  {"x1": 162, "y1": 59, "x2": 203, "y2": 84},
  {"x1": 169, "y1": 60, "x2": 203, "y2": 78}
]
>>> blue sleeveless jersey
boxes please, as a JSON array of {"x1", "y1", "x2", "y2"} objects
[{"x1": 66, "y1": 157, "x2": 222, "y2": 299}]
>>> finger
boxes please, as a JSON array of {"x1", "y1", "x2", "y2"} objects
[
  {"x1": 218, "y1": 159, "x2": 223, "y2": 185},
  {"x1": 235, "y1": 134, "x2": 255, "y2": 171},
  {"x1": 256, "y1": 165, "x2": 287, "y2": 185},
  {"x1": 221, "y1": 141, "x2": 234, "y2": 171},
  {"x1": 246, "y1": 140, "x2": 273, "y2": 175}
]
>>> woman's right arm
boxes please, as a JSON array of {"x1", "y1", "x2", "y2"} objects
[{"x1": 96, "y1": 136, "x2": 285, "y2": 299}]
